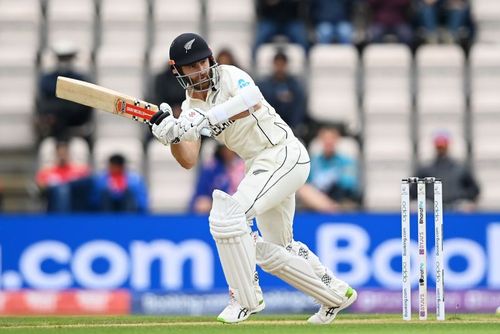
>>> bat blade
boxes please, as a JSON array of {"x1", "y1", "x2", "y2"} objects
[{"x1": 55, "y1": 76, "x2": 158, "y2": 124}]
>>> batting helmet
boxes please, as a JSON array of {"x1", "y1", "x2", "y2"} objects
[
  {"x1": 169, "y1": 33, "x2": 219, "y2": 91},
  {"x1": 169, "y1": 33, "x2": 212, "y2": 66}
]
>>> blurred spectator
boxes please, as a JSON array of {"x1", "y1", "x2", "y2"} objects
[
  {"x1": 36, "y1": 140, "x2": 92, "y2": 212},
  {"x1": 253, "y1": 0, "x2": 309, "y2": 57},
  {"x1": 297, "y1": 126, "x2": 360, "y2": 212},
  {"x1": 366, "y1": 0, "x2": 413, "y2": 46},
  {"x1": 311, "y1": 0, "x2": 354, "y2": 44},
  {"x1": 147, "y1": 65, "x2": 185, "y2": 119},
  {"x1": 258, "y1": 51, "x2": 307, "y2": 133},
  {"x1": 417, "y1": 0, "x2": 471, "y2": 44},
  {"x1": 216, "y1": 48, "x2": 240, "y2": 67},
  {"x1": 415, "y1": 132, "x2": 480, "y2": 211},
  {"x1": 91, "y1": 154, "x2": 149, "y2": 213},
  {"x1": 190, "y1": 145, "x2": 245, "y2": 214},
  {"x1": 35, "y1": 41, "x2": 93, "y2": 142}
]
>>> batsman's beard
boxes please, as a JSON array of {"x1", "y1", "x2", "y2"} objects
[{"x1": 179, "y1": 64, "x2": 220, "y2": 92}]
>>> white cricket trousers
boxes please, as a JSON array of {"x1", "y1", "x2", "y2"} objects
[{"x1": 232, "y1": 139, "x2": 310, "y2": 246}]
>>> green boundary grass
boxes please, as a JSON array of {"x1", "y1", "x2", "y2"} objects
[{"x1": 0, "y1": 314, "x2": 498, "y2": 334}]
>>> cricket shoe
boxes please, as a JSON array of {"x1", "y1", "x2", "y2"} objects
[
  {"x1": 307, "y1": 287, "x2": 357, "y2": 325},
  {"x1": 216, "y1": 290, "x2": 265, "y2": 324}
]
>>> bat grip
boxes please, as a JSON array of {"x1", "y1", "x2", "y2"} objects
[
  {"x1": 147, "y1": 106, "x2": 171, "y2": 127},
  {"x1": 200, "y1": 128, "x2": 212, "y2": 137}
]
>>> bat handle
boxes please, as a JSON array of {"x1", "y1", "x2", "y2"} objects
[
  {"x1": 200, "y1": 128, "x2": 212, "y2": 137},
  {"x1": 146, "y1": 106, "x2": 171, "y2": 127}
]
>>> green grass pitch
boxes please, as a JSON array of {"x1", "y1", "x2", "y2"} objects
[{"x1": 0, "y1": 314, "x2": 498, "y2": 333}]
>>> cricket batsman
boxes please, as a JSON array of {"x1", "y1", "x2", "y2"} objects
[{"x1": 150, "y1": 33, "x2": 357, "y2": 324}]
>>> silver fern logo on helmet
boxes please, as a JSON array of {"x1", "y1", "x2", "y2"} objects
[{"x1": 184, "y1": 38, "x2": 195, "y2": 53}]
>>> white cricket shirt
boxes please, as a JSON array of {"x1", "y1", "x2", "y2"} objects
[{"x1": 181, "y1": 65, "x2": 295, "y2": 160}]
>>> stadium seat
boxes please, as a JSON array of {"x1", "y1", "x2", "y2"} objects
[
  {"x1": 255, "y1": 43, "x2": 306, "y2": 79},
  {"x1": 416, "y1": 45, "x2": 466, "y2": 153},
  {"x1": 148, "y1": 45, "x2": 171, "y2": 75},
  {"x1": 0, "y1": 0, "x2": 40, "y2": 49},
  {"x1": 363, "y1": 44, "x2": 412, "y2": 173},
  {"x1": 99, "y1": 0, "x2": 147, "y2": 49},
  {"x1": 470, "y1": 44, "x2": 500, "y2": 96},
  {"x1": 474, "y1": 163, "x2": 500, "y2": 210},
  {"x1": 364, "y1": 134, "x2": 412, "y2": 163},
  {"x1": 417, "y1": 45, "x2": 464, "y2": 94},
  {"x1": 95, "y1": 46, "x2": 146, "y2": 139},
  {"x1": 418, "y1": 95, "x2": 465, "y2": 145},
  {"x1": 46, "y1": 0, "x2": 96, "y2": 50},
  {"x1": 0, "y1": 49, "x2": 36, "y2": 105},
  {"x1": 0, "y1": 49, "x2": 36, "y2": 150},
  {"x1": 309, "y1": 93, "x2": 358, "y2": 132},
  {"x1": 93, "y1": 137, "x2": 144, "y2": 173},
  {"x1": 148, "y1": 43, "x2": 248, "y2": 79},
  {"x1": 309, "y1": 45, "x2": 359, "y2": 133},
  {"x1": 95, "y1": 47, "x2": 145, "y2": 87},
  {"x1": 210, "y1": 42, "x2": 252, "y2": 73},
  {"x1": 364, "y1": 49, "x2": 412, "y2": 217},
  {"x1": 363, "y1": 160, "x2": 412, "y2": 211},
  {"x1": 417, "y1": 136, "x2": 467, "y2": 165},
  {"x1": 147, "y1": 140, "x2": 196, "y2": 213},
  {"x1": 467, "y1": 45, "x2": 500, "y2": 210},
  {"x1": 0, "y1": 0, "x2": 40, "y2": 23},
  {"x1": 206, "y1": 0, "x2": 255, "y2": 47},
  {"x1": 470, "y1": 45, "x2": 500, "y2": 147},
  {"x1": 307, "y1": 136, "x2": 360, "y2": 161},
  {"x1": 94, "y1": 112, "x2": 147, "y2": 141},
  {"x1": 38, "y1": 137, "x2": 90, "y2": 168},
  {"x1": 471, "y1": 0, "x2": 500, "y2": 44},
  {"x1": 152, "y1": 0, "x2": 201, "y2": 48},
  {"x1": 363, "y1": 44, "x2": 411, "y2": 106},
  {"x1": 0, "y1": 115, "x2": 34, "y2": 150},
  {"x1": 364, "y1": 131, "x2": 412, "y2": 211},
  {"x1": 40, "y1": 47, "x2": 93, "y2": 73}
]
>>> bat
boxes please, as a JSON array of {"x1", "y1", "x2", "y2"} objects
[
  {"x1": 56, "y1": 76, "x2": 159, "y2": 125},
  {"x1": 55, "y1": 76, "x2": 211, "y2": 137}
]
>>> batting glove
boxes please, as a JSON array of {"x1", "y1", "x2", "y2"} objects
[
  {"x1": 178, "y1": 108, "x2": 211, "y2": 141},
  {"x1": 149, "y1": 102, "x2": 174, "y2": 130},
  {"x1": 151, "y1": 103, "x2": 182, "y2": 145}
]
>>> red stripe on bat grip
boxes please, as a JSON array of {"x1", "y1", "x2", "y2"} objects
[{"x1": 124, "y1": 103, "x2": 156, "y2": 120}]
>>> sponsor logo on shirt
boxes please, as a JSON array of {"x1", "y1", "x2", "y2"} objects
[{"x1": 238, "y1": 79, "x2": 250, "y2": 88}]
